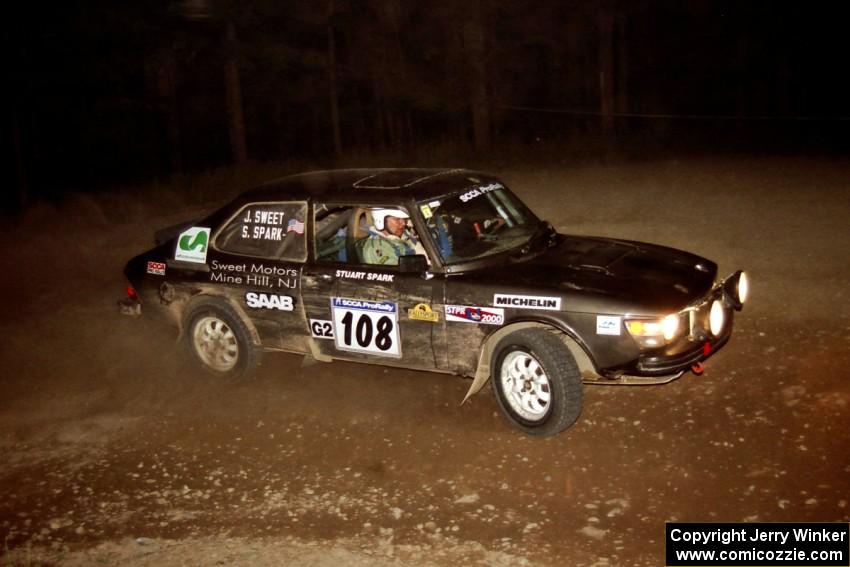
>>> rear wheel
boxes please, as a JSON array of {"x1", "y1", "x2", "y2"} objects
[
  {"x1": 491, "y1": 329, "x2": 582, "y2": 436},
  {"x1": 184, "y1": 298, "x2": 260, "y2": 381}
]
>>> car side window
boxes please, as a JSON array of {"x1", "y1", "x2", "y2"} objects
[
  {"x1": 315, "y1": 205, "x2": 367, "y2": 264},
  {"x1": 214, "y1": 201, "x2": 307, "y2": 261},
  {"x1": 314, "y1": 204, "x2": 425, "y2": 266}
]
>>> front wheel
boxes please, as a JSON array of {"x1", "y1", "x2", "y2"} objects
[
  {"x1": 183, "y1": 297, "x2": 261, "y2": 381},
  {"x1": 491, "y1": 329, "x2": 582, "y2": 436}
]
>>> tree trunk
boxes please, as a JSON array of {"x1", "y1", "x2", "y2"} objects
[
  {"x1": 157, "y1": 49, "x2": 182, "y2": 175},
  {"x1": 11, "y1": 107, "x2": 27, "y2": 209},
  {"x1": 598, "y1": 8, "x2": 615, "y2": 137},
  {"x1": 373, "y1": 76, "x2": 386, "y2": 148},
  {"x1": 224, "y1": 19, "x2": 248, "y2": 166},
  {"x1": 327, "y1": 0, "x2": 342, "y2": 156},
  {"x1": 463, "y1": 3, "x2": 490, "y2": 152},
  {"x1": 615, "y1": 14, "x2": 628, "y2": 133},
  {"x1": 386, "y1": 106, "x2": 398, "y2": 149}
]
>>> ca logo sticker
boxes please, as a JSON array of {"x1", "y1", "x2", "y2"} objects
[
  {"x1": 179, "y1": 230, "x2": 208, "y2": 252},
  {"x1": 175, "y1": 227, "x2": 211, "y2": 263}
]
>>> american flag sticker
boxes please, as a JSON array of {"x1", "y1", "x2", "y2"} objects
[{"x1": 287, "y1": 219, "x2": 305, "y2": 235}]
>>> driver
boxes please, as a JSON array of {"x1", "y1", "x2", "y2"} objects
[{"x1": 359, "y1": 208, "x2": 427, "y2": 265}]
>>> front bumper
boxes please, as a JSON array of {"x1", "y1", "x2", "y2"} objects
[
  {"x1": 635, "y1": 314, "x2": 732, "y2": 375},
  {"x1": 604, "y1": 271, "x2": 743, "y2": 379}
]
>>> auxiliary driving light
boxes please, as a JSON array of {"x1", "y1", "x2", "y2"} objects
[
  {"x1": 724, "y1": 270, "x2": 749, "y2": 310},
  {"x1": 737, "y1": 271, "x2": 749, "y2": 305},
  {"x1": 709, "y1": 299, "x2": 725, "y2": 336}
]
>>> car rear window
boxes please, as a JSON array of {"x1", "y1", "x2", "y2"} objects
[{"x1": 214, "y1": 201, "x2": 307, "y2": 261}]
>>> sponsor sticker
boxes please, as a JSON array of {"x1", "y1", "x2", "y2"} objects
[
  {"x1": 146, "y1": 261, "x2": 166, "y2": 276},
  {"x1": 445, "y1": 305, "x2": 504, "y2": 325},
  {"x1": 175, "y1": 227, "x2": 210, "y2": 263},
  {"x1": 244, "y1": 292, "x2": 294, "y2": 311},
  {"x1": 596, "y1": 315, "x2": 621, "y2": 335},
  {"x1": 241, "y1": 208, "x2": 287, "y2": 241},
  {"x1": 493, "y1": 294, "x2": 561, "y2": 311},
  {"x1": 458, "y1": 182, "x2": 504, "y2": 203},
  {"x1": 335, "y1": 269, "x2": 394, "y2": 283},
  {"x1": 244, "y1": 209, "x2": 286, "y2": 225},
  {"x1": 209, "y1": 260, "x2": 299, "y2": 289},
  {"x1": 331, "y1": 298, "x2": 400, "y2": 357},
  {"x1": 408, "y1": 303, "x2": 439, "y2": 322},
  {"x1": 309, "y1": 319, "x2": 334, "y2": 339}
]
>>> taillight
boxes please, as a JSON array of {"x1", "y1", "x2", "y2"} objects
[{"x1": 127, "y1": 285, "x2": 139, "y2": 300}]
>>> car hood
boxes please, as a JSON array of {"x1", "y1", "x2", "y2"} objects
[{"x1": 468, "y1": 234, "x2": 717, "y2": 314}]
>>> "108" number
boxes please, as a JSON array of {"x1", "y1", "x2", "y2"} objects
[{"x1": 340, "y1": 311, "x2": 394, "y2": 351}]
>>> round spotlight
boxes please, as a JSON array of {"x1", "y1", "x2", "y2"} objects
[
  {"x1": 737, "y1": 271, "x2": 749, "y2": 305},
  {"x1": 709, "y1": 300, "x2": 725, "y2": 336}
]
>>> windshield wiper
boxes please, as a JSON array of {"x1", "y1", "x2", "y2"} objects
[{"x1": 512, "y1": 221, "x2": 556, "y2": 258}]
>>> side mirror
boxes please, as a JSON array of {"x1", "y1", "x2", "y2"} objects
[{"x1": 398, "y1": 254, "x2": 428, "y2": 273}]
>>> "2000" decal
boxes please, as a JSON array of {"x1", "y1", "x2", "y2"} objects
[{"x1": 445, "y1": 305, "x2": 504, "y2": 325}]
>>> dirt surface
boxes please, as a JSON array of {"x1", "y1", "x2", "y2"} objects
[{"x1": 1, "y1": 156, "x2": 849, "y2": 565}]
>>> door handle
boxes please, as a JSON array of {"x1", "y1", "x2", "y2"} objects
[{"x1": 304, "y1": 272, "x2": 334, "y2": 282}]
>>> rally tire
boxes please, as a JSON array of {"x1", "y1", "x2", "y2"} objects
[
  {"x1": 491, "y1": 329, "x2": 583, "y2": 437},
  {"x1": 183, "y1": 297, "x2": 261, "y2": 381}
]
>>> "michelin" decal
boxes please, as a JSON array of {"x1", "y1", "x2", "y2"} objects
[{"x1": 493, "y1": 294, "x2": 561, "y2": 311}]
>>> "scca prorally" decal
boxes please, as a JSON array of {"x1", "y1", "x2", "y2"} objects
[{"x1": 146, "y1": 261, "x2": 166, "y2": 276}]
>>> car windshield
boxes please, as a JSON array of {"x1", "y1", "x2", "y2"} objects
[{"x1": 417, "y1": 183, "x2": 540, "y2": 264}]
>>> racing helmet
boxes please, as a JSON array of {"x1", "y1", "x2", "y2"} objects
[{"x1": 372, "y1": 208, "x2": 410, "y2": 230}]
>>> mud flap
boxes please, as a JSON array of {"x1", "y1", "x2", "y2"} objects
[
  {"x1": 462, "y1": 348, "x2": 492, "y2": 405},
  {"x1": 118, "y1": 298, "x2": 141, "y2": 317}
]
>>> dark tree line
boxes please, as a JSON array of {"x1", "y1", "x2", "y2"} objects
[{"x1": 7, "y1": 0, "x2": 849, "y2": 207}]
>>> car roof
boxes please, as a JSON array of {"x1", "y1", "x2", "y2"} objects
[{"x1": 238, "y1": 168, "x2": 500, "y2": 205}]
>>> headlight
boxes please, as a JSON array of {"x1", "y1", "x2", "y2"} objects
[
  {"x1": 661, "y1": 314, "x2": 680, "y2": 341},
  {"x1": 709, "y1": 300, "x2": 725, "y2": 336},
  {"x1": 625, "y1": 313, "x2": 681, "y2": 347},
  {"x1": 737, "y1": 271, "x2": 749, "y2": 305}
]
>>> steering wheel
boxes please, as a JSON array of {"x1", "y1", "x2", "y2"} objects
[{"x1": 477, "y1": 218, "x2": 506, "y2": 240}]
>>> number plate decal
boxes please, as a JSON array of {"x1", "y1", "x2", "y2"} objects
[
  {"x1": 330, "y1": 298, "x2": 401, "y2": 357},
  {"x1": 309, "y1": 319, "x2": 334, "y2": 340}
]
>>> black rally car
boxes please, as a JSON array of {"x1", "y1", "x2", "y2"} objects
[{"x1": 121, "y1": 168, "x2": 748, "y2": 436}]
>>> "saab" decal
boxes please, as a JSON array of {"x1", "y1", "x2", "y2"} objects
[{"x1": 245, "y1": 292, "x2": 294, "y2": 311}]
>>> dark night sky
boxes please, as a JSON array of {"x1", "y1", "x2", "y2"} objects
[{"x1": 7, "y1": 1, "x2": 850, "y2": 206}]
